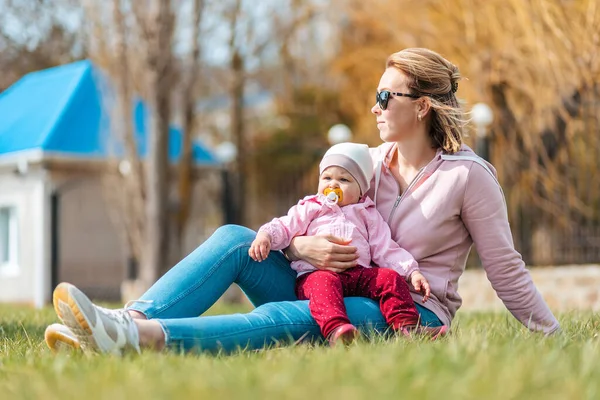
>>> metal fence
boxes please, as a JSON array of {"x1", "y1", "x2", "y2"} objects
[{"x1": 511, "y1": 94, "x2": 600, "y2": 267}]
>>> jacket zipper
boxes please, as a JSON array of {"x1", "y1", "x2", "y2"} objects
[{"x1": 386, "y1": 164, "x2": 430, "y2": 224}]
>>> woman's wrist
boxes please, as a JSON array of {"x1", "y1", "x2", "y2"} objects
[
  {"x1": 283, "y1": 238, "x2": 302, "y2": 262},
  {"x1": 282, "y1": 247, "x2": 294, "y2": 262}
]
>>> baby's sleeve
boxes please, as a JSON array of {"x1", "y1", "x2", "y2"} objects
[{"x1": 258, "y1": 197, "x2": 322, "y2": 250}]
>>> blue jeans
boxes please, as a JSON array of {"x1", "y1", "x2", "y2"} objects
[{"x1": 128, "y1": 225, "x2": 442, "y2": 353}]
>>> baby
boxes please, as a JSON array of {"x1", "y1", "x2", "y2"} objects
[{"x1": 249, "y1": 143, "x2": 447, "y2": 345}]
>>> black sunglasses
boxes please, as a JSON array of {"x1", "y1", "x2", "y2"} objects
[{"x1": 376, "y1": 90, "x2": 420, "y2": 110}]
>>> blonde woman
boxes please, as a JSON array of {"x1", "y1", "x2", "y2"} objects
[{"x1": 46, "y1": 48, "x2": 559, "y2": 355}]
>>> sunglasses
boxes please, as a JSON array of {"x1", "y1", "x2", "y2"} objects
[{"x1": 376, "y1": 90, "x2": 420, "y2": 110}]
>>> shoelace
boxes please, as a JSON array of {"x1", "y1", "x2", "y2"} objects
[
  {"x1": 96, "y1": 300, "x2": 153, "y2": 352},
  {"x1": 96, "y1": 300, "x2": 153, "y2": 325},
  {"x1": 96, "y1": 306, "x2": 132, "y2": 326}
]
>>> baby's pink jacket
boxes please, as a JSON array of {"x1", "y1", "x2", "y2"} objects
[
  {"x1": 258, "y1": 194, "x2": 419, "y2": 278},
  {"x1": 367, "y1": 142, "x2": 560, "y2": 334}
]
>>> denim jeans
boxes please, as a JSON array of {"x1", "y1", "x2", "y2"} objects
[{"x1": 128, "y1": 225, "x2": 442, "y2": 353}]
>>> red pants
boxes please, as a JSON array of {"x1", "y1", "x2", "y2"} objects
[{"x1": 295, "y1": 267, "x2": 419, "y2": 338}]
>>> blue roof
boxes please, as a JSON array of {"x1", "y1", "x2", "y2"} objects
[{"x1": 0, "y1": 60, "x2": 217, "y2": 165}]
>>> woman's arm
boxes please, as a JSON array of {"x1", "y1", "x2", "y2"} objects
[
  {"x1": 462, "y1": 163, "x2": 560, "y2": 334},
  {"x1": 363, "y1": 206, "x2": 419, "y2": 278},
  {"x1": 285, "y1": 235, "x2": 359, "y2": 273}
]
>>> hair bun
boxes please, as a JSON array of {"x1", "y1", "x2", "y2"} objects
[{"x1": 451, "y1": 80, "x2": 459, "y2": 93}]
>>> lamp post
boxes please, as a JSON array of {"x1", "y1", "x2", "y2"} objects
[
  {"x1": 471, "y1": 103, "x2": 494, "y2": 162},
  {"x1": 327, "y1": 124, "x2": 352, "y2": 146},
  {"x1": 215, "y1": 141, "x2": 238, "y2": 225},
  {"x1": 117, "y1": 159, "x2": 137, "y2": 279}
]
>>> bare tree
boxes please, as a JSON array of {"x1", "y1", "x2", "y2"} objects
[
  {"x1": 83, "y1": 0, "x2": 204, "y2": 296},
  {"x1": 225, "y1": 0, "x2": 246, "y2": 226},
  {"x1": 129, "y1": 0, "x2": 176, "y2": 286},
  {"x1": 176, "y1": 0, "x2": 206, "y2": 253},
  {"x1": 111, "y1": 0, "x2": 146, "y2": 268}
]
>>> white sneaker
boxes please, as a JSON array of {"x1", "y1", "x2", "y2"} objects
[
  {"x1": 44, "y1": 323, "x2": 80, "y2": 353},
  {"x1": 52, "y1": 282, "x2": 141, "y2": 355}
]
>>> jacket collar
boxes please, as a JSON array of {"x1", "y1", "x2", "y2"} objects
[{"x1": 382, "y1": 142, "x2": 477, "y2": 168}]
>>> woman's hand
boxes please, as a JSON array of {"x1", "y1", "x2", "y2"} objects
[
  {"x1": 410, "y1": 271, "x2": 431, "y2": 302},
  {"x1": 286, "y1": 235, "x2": 359, "y2": 273}
]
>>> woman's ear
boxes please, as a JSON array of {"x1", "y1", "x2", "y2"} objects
[{"x1": 418, "y1": 97, "x2": 432, "y2": 118}]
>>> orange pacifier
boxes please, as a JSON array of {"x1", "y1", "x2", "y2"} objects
[{"x1": 323, "y1": 188, "x2": 343, "y2": 204}]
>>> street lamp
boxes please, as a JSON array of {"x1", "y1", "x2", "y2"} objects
[
  {"x1": 471, "y1": 103, "x2": 494, "y2": 161},
  {"x1": 215, "y1": 141, "x2": 238, "y2": 165},
  {"x1": 117, "y1": 158, "x2": 138, "y2": 279},
  {"x1": 327, "y1": 124, "x2": 352, "y2": 145},
  {"x1": 118, "y1": 159, "x2": 132, "y2": 176},
  {"x1": 215, "y1": 141, "x2": 238, "y2": 225}
]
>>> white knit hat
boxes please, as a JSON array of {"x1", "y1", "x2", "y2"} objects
[{"x1": 319, "y1": 143, "x2": 373, "y2": 195}]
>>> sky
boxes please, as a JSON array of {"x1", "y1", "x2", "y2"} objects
[
  {"x1": 0, "y1": 0, "x2": 333, "y2": 68},
  {"x1": 0, "y1": 0, "x2": 80, "y2": 49}
]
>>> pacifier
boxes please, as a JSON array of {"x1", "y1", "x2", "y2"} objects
[{"x1": 323, "y1": 188, "x2": 343, "y2": 204}]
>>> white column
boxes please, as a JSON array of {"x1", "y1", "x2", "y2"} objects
[{"x1": 33, "y1": 171, "x2": 51, "y2": 309}]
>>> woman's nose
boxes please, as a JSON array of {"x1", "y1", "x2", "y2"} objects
[{"x1": 371, "y1": 103, "x2": 381, "y2": 115}]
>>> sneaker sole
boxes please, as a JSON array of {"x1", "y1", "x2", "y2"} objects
[
  {"x1": 53, "y1": 282, "x2": 100, "y2": 353},
  {"x1": 396, "y1": 324, "x2": 449, "y2": 341},
  {"x1": 44, "y1": 324, "x2": 80, "y2": 353}
]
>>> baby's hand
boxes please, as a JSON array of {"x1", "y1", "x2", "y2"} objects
[
  {"x1": 249, "y1": 232, "x2": 272, "y2": 262},
  {"x1": 410, "y1": 271, "x2": 431, "y2": 302}
]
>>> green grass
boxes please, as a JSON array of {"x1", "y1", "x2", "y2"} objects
[{"x1": 1, "y1": 304, "x2": 599, "y2": 400}]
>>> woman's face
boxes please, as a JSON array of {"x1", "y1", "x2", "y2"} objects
[
  {"x1": 371, "y1": 68, "x2": 420, "y2": 142},
  {"x1": 318, "y1": 166, "x2": 361, "y2": 207}
]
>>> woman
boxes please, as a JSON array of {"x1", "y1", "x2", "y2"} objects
[{"x1": 46, "y1": 48, "x2": 560, "y2": 355}]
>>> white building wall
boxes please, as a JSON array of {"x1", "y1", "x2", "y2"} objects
[
  {"x1": 0, "y1": 171, "x2": 46, "y2": 305},
  {"x1": 33, "y1": 172, "x2": 51, "y2": 308}
]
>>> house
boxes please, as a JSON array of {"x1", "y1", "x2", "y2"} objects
[{"x1": 0, "y1": 60, "x2": 220, "y2": 307}]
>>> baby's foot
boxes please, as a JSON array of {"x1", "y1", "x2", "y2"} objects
[{"x1": 328, "y1": 323, "x2": 360, "y2": 347}]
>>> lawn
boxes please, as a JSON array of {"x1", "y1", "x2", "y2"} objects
[{"x1": 0, "y1": 303, "x2": 599, "y2": 400}]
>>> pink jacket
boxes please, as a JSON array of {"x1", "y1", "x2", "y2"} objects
[
  {"x1": 367, "y1": 143, "x2": 560, "y2": 334},
  {"x1": 259, "y1": 194, "x2": 419, "y2": 278}
]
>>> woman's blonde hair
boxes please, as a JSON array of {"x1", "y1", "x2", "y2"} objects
[{"x1": 386, "y1": 48, "x2": 464, "y2": 154}]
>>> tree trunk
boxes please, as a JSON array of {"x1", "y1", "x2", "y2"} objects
[
  {"x1": 141, "y1": 0, "x2": 174, "y2": 288},
  {"x1": 112, "y1": 0, "x2": 145, "y2": 267},
  {"x1": 175, "y1": 0, "x2": 205, "y2": 261},
  {"x1": 231, "y1": 48, "x2": 246, "y2": 226}
]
